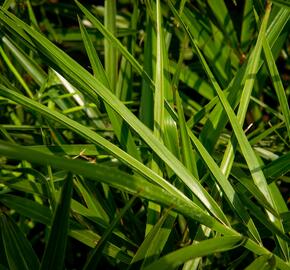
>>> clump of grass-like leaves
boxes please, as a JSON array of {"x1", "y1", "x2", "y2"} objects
[{"x1": 0, "y1": 0, "x2": 289, "y2": 269}]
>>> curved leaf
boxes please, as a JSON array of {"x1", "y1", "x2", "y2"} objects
[{"x1": 143, "y1": 236, "x2": 244, "y2": 270}]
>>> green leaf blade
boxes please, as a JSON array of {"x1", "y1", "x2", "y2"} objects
[
  {"x1": 0, "y1": 214, "x2": 40, "y2": 270},
  {"x1": 40, "y1": 173, "x2": 73, "y2": 270}
]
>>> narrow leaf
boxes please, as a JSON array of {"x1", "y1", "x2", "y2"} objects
[
  {"x1": 0, "y1": 213, "x2": 40, "y2": 270},
  {"x1": 143, "y1": 236, "x2": 244, "y2": 270},
  {"x1": 40, "y1": 173, "x2": 73, "y2": 270},
  {"x1": 245, "y1": 255, "x2": 276, "y2": 270},
  {"x1": 271, "y1": 0, "x2": 290, "y2": 9},
  {"x1": 262, "y1": 35, "x2": 290, "y2": 140},
  {"x1": 0, "y1": 140, "x2": 231, "y2": 235},
  {"x1": 83, "y1": 194, "x2": 137, "y2": 270}
]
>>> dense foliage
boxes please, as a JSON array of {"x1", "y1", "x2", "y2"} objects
[{"x1": 0, "y1": 0, "x2": 289, "y2": 269}]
